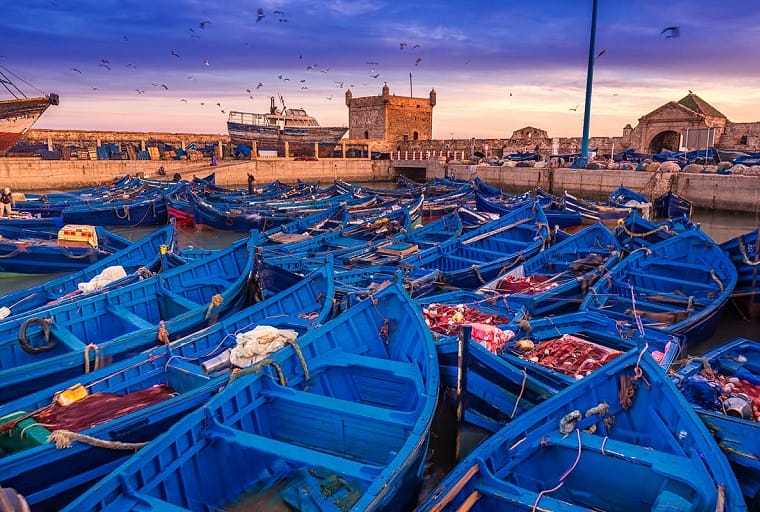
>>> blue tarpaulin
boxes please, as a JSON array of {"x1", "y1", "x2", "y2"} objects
[{"x1": 235, "y1": 144, "x2": 251, "y2": 158}]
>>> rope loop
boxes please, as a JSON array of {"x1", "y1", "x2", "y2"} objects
[
  {"x1": 84, "y1": 343, "x2": 100, "y2": 373},
  {"x1": 19, "y1": 317, "x2": 55, "y2": 354},
  {"x1": 114, "y1": 205, "x2": 131, "y2": 220}
]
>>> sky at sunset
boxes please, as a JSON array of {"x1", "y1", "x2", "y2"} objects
[{"x1": 3, "y1": 0, "x2": 760, "y2": 139}]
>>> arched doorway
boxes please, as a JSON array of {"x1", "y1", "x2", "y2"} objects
[{"x1": 648, "y1": 130, "x2": 680, "y2": 154}]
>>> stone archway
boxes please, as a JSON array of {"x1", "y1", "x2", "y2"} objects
[{"x1": 648, "y1": 130, "x2": 680, "y2": 154}]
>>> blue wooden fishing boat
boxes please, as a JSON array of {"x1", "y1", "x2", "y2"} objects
[
  {"x1": 613, "y1": 211, "x2": 694, "y2": 254},
  {"x1": 561, "y1": 190, "x2": 633, "y2": 226},
  {"x1": 476, "y1": 190, "x2": 582, "y2": 231},
  {"x1": 400, "y1": 201, "x2": 549, "y2": 290},
  {"x1": 580, "y1": 228, "x2": 738, "y2": 346},
  {"x1": 0, "y1": 231, "x2": 261, "y2": 405},
  {"x1": 185, "y1": 189, "x2": 373, "y2": 232},
  {"x1": 0, "y1": 214, "x2": 63, "y2": 231},
  {"x1": 0, "y1": 261, "x2": 335, "y2": 512},
  {"x1": 340, "y1": 211, "x2": 463, "y2": 267},
  {"x1": 433, "y1": 326, "x2": 555, "y2": 434},
  {"x1": 60, "y1": 192, "x2": 170, "y2": 227},
  {"x1": 333, "y1": 266, "x2": 441, "y2": 306},
  {"x1": 608, "y1": 184, "x2": 653, "y2": 220},
  {"x1": 477, "y1": 222, "x2": 621, "y2": 316},
  {"x1": 655, "y1": 190, "x2": 693, "y2": 218},
  {"x1": 501, "y1": 310, "x2": 681, "y2": 394},
  {"x1": 418, "y1": 348, "x2": 748, "y2": 511},
  {"x1": 0, "y1": 221, "x2": 177, "y2": 320},
  {"x1": 721, "y1": 227, "x2": 760, "y2": 320},
  {"x1": 420, "y1": 347, "x2": 748, "y2": 511},
  {"x1": 0, "y1": 224, "x2": 134, "y2": 275},
  {"x1": 676, "y1": 337, "x2": 760, "y2": 507},
  {"x1": 62, "y1": 279, "x2": 439, "y2": 512}
]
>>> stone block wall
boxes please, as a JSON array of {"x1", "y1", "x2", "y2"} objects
[{"x1": 718, "y1": 122, "x2": 760, "y2": 150}]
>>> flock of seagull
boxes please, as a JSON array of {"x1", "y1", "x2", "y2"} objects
[
  {"x1": 64, "y1": 7, "x2": 427, "y2": 117},
  {"x1": 62, "y1": 5, "x2": 681, "y2": 118}
]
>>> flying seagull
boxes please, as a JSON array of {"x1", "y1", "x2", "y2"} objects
[
  {"x1": 595, "y1": 49, "x2": 606, "y2": 60},
  {"x1": 170, "y1": 50, "x2": 180, "y2": 57},
  {"x1": 199, "y1": 20, "x2": 211, "y2": 29},
  {"x1": 256, "y1": 8, "x2": 264, "y2": 22},
  {"x1": 70, "y1": 67, "x2": 82, "y2": 73},
  {"x1": 661, "y1": 26, "x2": 680, "y2": 38},
  {"x1": 569, "y1": 104, "x2": 579, "y2": 111},
  {"x1": 415, "y1": 57, "x2": 422, "y2": 66}
]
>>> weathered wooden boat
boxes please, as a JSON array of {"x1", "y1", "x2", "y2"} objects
[
  {"x1": 0, "y1": 221, "x2": 177, "y2": 320},
  {"x1": 608, "y1": 184, "x2": 653, "y2": 220},
  {"x1": 0, "y1": 231, "x2": 261, "y2": 405},
  {"x1": 675, "y1": 337, "x2": 760, "y2": 507},
  {"x1": 0, "y1": 224, "x2": 135, "y2": 275},
  {"x1": 227, "y1": 96, "x2": 348, "y2": 158},
  {"x1": 655, "y1": 190, "x2": 693, "y2": 219},
  {"x1": 477, "y1": 222, "x2": 621, "y2": 316},
  {"x1": 721, "y1": 227, "x2": 760, "y2": 320},
  {"x1": 580, "y1": 228, "x2": 738, "y2": 346},
  {"x1": 561, "y1": 190, "x2": 633, "y2": 226},
  {"x1": 0, "y1": 261, "x2": 335, "y2": 512},
  {"x1": 501, "y1": 310, "x2": 681, "y2": 394},
  {"x1": 62, "y1": 279, "x2": 439, "y2": 512},
  {"x1": 400, "y1": 201, "x2": 549, "y2": 290},
  {"x1": 417, "y1": 348, "x2": 748, "y2": 511},
  {"x1": 0, "y1": 68, "x2": 58, "y2": 155}
]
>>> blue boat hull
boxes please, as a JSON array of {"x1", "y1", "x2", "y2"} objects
[
  {"x1": 418, "y1": 349, "x2": 747, "y2": 511},
  {"x1": 62, "y1": 281, "x2": 439, "y2": 512},
  {"x1": 0, "y1": 262, "x2": 336, "y2": 511}
]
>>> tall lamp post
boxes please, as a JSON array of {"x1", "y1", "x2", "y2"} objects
[{"x1": 573, "y1": 0, "x2": 598, "y2": 169}]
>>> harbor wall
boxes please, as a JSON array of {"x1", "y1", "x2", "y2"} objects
[
  {"x1": 444, "y1": 164, "x2": 760, "y2": 214},
  {"x1": 0, "y1": 158, "x2": 395, "y2": 191}
]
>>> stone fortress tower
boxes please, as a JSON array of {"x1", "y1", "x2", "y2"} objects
[{"x1": 345, "y1": 83, "x2": 436, "y2": 150}]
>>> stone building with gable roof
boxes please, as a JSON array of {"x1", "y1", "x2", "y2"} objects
[{"x1": 625, "y1": 92, "x2": 733, "y2": 153}]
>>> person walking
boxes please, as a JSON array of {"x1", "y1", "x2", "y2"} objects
[
  {"x1": 210, "y1": 154, "x2": 218, "y2": 166},
  {"x1": 0, "y1": 187, "x2": 14, "y2": 217}
]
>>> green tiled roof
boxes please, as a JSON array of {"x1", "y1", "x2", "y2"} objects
[{"x1": 677, "y1": 93, "x2": 726, "y2": 119}]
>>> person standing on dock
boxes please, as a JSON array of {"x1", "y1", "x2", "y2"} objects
[
  {"x1": 210, "y1": 154, "x2": 218, "y2": 166},
  {"x1": 0, "y1": 187, "x2": 15, "y2": 217},
  {"x1": 247, "y1": 173, "x2": 255, "y2": 194}
]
